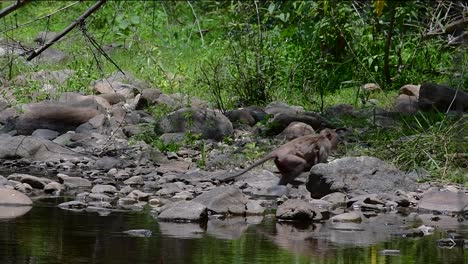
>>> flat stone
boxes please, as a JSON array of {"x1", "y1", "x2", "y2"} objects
[{"x1": 419, "y1": 190, "x2": 468, "y2": 213}]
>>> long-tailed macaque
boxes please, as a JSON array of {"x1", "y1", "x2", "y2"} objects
[{"x1": 220, "y1": 129, "x2": 338, "y2": 185}]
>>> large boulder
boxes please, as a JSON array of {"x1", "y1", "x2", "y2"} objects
[
  {"x1": 0, "y1": 189, "x2": 32, "y2": 219},
  {"x1": 306, "y1": 156, "x2": 418, "y2": 198},
  {"x1": 418, "y1": 83, "x2": 468, "y2": 112},
  {"x1": 0, "y1": 134, "x2": 86, "y2": 161},
  {"x1": 0, "y1": 189, "x2": 32, "y2": 206},
  {"x1": 6, "y1": 103, "x2": 100, "y2": 135},
  {"x1": 157, "y1": 107, "x2": 233, "y2": 141}
]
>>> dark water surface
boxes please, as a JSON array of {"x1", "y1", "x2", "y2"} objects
[{"x1": 1, "y1": 197, "x2": 467, "y2": 264}]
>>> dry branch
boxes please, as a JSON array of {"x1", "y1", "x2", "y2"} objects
[
  {"x1": 0, "y1": 0, "x2": 30, "y2": 19},
  {"x1": 26, "y1": 0, "x2": 106, "y2": 61}
]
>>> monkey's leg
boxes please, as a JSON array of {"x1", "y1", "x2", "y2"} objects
[{"x1": 275, "y1": 155, "x2": 306, "y2": 185}]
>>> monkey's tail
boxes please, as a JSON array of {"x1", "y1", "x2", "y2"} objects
[{"x1": 218, "y1": 155, "x2": 275, "y2": 182}]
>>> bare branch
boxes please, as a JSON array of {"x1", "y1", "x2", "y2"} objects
[
  {"x1": 26, "y1": 0, "x2": 106, "y2": 61},
  {"x1": 0, "y1": 0, "x2": 30, "y2": 20}
]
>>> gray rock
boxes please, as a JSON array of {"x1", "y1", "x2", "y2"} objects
[
  {"x1": 32, "y1": 129, "x2": 59, "y2": 140},
  {"x1": 0, "y1": 189, "x2": 32, "y2": 205},
  {"x1": 265, "y1": 101, "x2": 304, "y2": 116},
  {"x1": 307, "y1": 156, "x2": 417, "y2": 198},
  {"x1": 192, "y1": 186, "x2": 251, "y2": 215},
  {"x1": 157, "y1": 107, "x2": 233, "y2": 141},
  {"x1": 123, "y1": 176, "x2": 144, "y2": 186},
  {"x1": 43, "y1": 182, "x2": 63, "y2": 194},
  {"x1": 321, "y1": 192, "x2": 347, "y2": 207},
  {"x1": 127, "y1": 190, "x2": 151, "y2": 201},
  {"x1": 57, "y1": 173, "x2": 92, "y2": 188},
  {"x1": 58, "y1": 201, "x2": 87, "y2": 210},
  {"x1": 225, "y1": 109, "x2": 257, "y2": 127},
  {"x1": 94, "y1": 156, "x2": 124, "y2": 170},
  {"x1": 91, "y1": 184, "x2": 118, "y2": 194},
  {"x1": 7, "y1": 173, "x2": 51, "y2": 189},
  {"x1": 418, "y1": 190, "x2": 468, "y2": 213},
  {"x1": 330, "y1": 212, "x2": 362, "y2": 222},
  {"x1": 9, "y1": 103, "x2": 100, "y2": 135},
  {"x1": 14, "y1": 183, "x2": 33, "y2": 193},
  {"x1": 276, "y1": 199, "x2": 323, "y2": 221},
  {"x1": 158, "y1": 201, "x2": 207, "y2": 222},
  {"x1": 88, "y1": 193, "x2": 113, "y2": 202},
  {"x1": 0, "y1": 135, "x2": 86, "y2": 161}
]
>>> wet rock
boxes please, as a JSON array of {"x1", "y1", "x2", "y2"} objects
[
  {"x1": 58, "y1": 201, "x2": 87, "y2": 210},
  {"x1": 158, "y1": 201, "x2": 207, "y2": 222},
  {"x1": 0, "y1": 189, "x2": 32, "y2": 205},
  {"x1": 307, "y1": 156, "x2": 417, "y2": 198},
  {"x1": 321, "y1": 192, "x2": 347, "y2": 207},
  {"x1": 123, "y1": 229, "x2": 152, "y2": 237},
  {"x1": 7, "y1": 173, "x2": 51, "y2": 189},
  {"x1": 193, "y1": 186, "x2": 255, "y2": 215},
  {"x1": 91, "y1": 184, "x2": 118, "y2": 195},
  {"x1": 276, "y1": 199, "x2": 323, "y2": 221},
  {"x1": 330, "y1": 212, "x2": 362, "y2": 223},
  {"x1": 418, "y1": 190, "x2": 468, "y2": 213},
  {"x1": 14, "y1": 183, "x2": 33, "y2": 193},
  {"x1": 157, "y1": 107, "x2": 233, "y2": 141},
  {"x1": 118, "y1": 197, "x2": 138, "y2": 206},
  {"x1": 43, "y1": 182, "x2": 63, "y2": 194},
  {"x1": 57, "y1": 173, "x2": 92, "y2": 188}
]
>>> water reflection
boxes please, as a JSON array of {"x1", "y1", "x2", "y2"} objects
[
  {"x1": 0, "y1": 198, "x2": 467, "y2": 264},
  {"x1": 0, "y1": 205, "x2": 32, "y2": 219}
]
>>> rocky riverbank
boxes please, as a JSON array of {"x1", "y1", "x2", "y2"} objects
[{"x1": 0, "y1": 71, "x2": 467, "y2": 244}]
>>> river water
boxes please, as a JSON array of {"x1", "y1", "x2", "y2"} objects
[{"x1": 1, "y1": 197, "x2": 467, "y2": 264}]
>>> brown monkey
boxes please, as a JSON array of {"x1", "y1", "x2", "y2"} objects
[{"x1": 220, "y1": 129, "x2": 338, "y2": 185}]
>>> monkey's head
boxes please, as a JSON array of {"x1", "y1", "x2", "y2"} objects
[{"x1": 320, "y1": 128, "x2": 339, "y2": 150}]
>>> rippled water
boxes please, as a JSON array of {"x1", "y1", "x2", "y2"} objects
[{"x1": 1, "y1": 197, "x2": 467, "y2": 264}]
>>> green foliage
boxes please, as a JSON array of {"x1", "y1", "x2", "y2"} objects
[{"x1": 353, "y1": 113, "x2": 467, "y2": 183}]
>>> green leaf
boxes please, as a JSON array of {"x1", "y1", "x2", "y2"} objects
[{"x1": 267, "y1": 3, "x2": 275, "y2": 15}]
